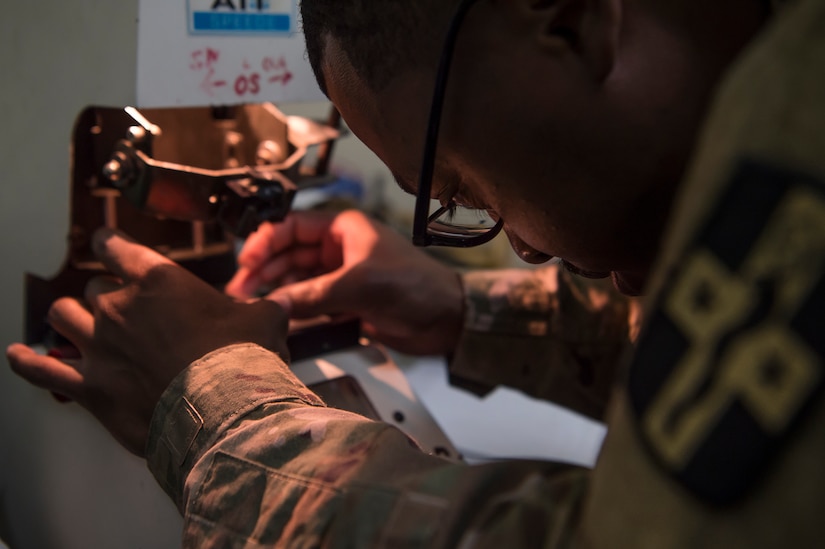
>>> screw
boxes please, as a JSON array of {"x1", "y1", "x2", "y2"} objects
[
  {"x1": 127, "y1": 125, "x2": 146, "y2": 142},
  {"x1": 102, "y1": 158, "x2": 123, "y2": 182},
  {"x1": 256, "y1": 140, "x2": 284, "y2": 165},
  {"x1": 102, "y1": 152, "x2": 133, "y2": 188}
]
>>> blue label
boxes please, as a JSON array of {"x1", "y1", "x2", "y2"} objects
[{"x1": 188, "y1": 1, "x2": 296, "y2": 35}]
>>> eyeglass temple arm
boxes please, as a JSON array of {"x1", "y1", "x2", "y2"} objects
[{"x1": 413, "y1": 0, "x2": 484, "y2": 247}]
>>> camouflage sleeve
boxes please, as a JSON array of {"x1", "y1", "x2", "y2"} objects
[
  {"x1": 146, "y1": 343, "x2": 592, "y2": 548},
  {"x1": 450, "y1": 264, "x2": 640, "y2": 420}
]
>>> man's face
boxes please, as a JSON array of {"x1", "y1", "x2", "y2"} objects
[{"x1": 319, "y1": 9, "x2": 723, "y2": 295}]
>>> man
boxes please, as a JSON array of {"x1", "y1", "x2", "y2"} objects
[{"x1": 7, "y1": 0, "x2": 825, "y2": 546}]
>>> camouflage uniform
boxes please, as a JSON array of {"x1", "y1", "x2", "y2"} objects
[
  {"x1": 146, "y1": 0, "x2": 825, "y2": 546},
  {"x1": 449, "y1": 267, "x2": 638, "y2": 422}
]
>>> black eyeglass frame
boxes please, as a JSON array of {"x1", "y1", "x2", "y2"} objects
[{"x1": 411, "y1": 0, "x2": 503, "y2": 248}]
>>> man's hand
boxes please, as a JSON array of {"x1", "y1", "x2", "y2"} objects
[
  {"x1": 225, "y1": 210, "x2": 465, "y2": 356},
  {"x1": 6, "y1": 228, "x2": 289, "y2": 456}
]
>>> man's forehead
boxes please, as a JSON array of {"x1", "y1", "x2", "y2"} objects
[
  {"x1": 320, "y1": 34, "x2": 381, "y2": 131},
  {"x1": 320, "y1": 32, "x2": 424, "y2": 196}
]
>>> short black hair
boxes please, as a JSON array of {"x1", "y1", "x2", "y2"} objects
[{"x1": 300, "y1": 0, "x2": 457, "y2": 95}]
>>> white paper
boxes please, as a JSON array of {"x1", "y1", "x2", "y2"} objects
[{"x1": 138, "y1": 0, "x2": 323, "y2": 107}]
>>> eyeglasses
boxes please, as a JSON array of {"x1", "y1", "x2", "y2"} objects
[{"x1": 412, "y1": 0, "x2": 503, "y2": 248}]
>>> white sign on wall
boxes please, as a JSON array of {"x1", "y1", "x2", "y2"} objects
[{"x1": 138, "y1": 0, "x2": 322, "y2": 107}]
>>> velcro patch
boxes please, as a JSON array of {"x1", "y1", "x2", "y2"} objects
[{"x1": 629, "y1": 159, "x2": 825, "y2": 505}]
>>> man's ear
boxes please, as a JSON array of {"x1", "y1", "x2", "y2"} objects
[{"x1": 523, "y1": 0, "x2": 622, "y2": 82}]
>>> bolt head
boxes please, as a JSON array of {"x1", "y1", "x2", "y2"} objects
[
  {"x1": 127, "y1": 126, "x2": 146, "y2": 142},
  {"x1": 102, "y1": 159, "x2": 122, "y2": 181}
]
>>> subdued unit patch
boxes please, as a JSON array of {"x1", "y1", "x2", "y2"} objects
[{"x1": 629, "y1": 158, "x2": 825, "y2": 505}]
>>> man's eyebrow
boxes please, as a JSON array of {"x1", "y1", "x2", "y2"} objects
[{"x1": 390, "y1": 170, "x2": 416, "y2": 196}]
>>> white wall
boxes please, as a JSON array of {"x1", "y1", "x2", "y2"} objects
[{"x1": 0, "y1": 2, "x2": 181, "y2": 547}]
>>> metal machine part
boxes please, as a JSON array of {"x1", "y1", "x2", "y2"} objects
[
  {"x1": 292, "y1": 343, "x2": 460, "y2": 460},
  {"x1": 99, "y1": 105, "x2": 337, "y2": 238}
]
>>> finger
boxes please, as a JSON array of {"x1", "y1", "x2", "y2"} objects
[
  {"x1": 92, "y1": 228, "x2": 174, "y2": 281},
  {"x1": 236, "y1": 221, "x2": 279, "y2": 270},
  {"x1": 48, "y1": 297, "x2": 94, "y2": 351},
  {"x1": 280, "y1": 270, "x2": 317, "y2": 286},
  {"x1": 85, "y1": 275, "x2": 125, "y2": 309},
  {"x1": 259, "y1": 246, "x2": 323, "y2": 283},
  {"x1": 7, "y1": 344, "x2": 84, "y2": 399},
  {"x1": 46, "y1": 348, "x2": 82, "y2": 403},
  {"x1": 226, "y1": 261, "x2": 285, "y2": 299},
  {"x1": 266, "y1": 271, "x2": 352, "y2": 319},
  {"x1": 225, "y1": 267, "x2": 258, "y2": 299},
  {"x1": 238, "y1": 211, "x2": 337, "y2": 269},
  {"x1": 228, "y1": 246, "x2": 324, "y2": 298}
]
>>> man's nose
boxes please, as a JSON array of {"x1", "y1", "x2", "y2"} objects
[{"x1": 503, "y1": 228, "x2": 554, "y2": 265}]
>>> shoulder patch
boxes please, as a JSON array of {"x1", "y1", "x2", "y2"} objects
[{"x1": 629, "y1": 159, "x2": 825, "y2": 505}]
